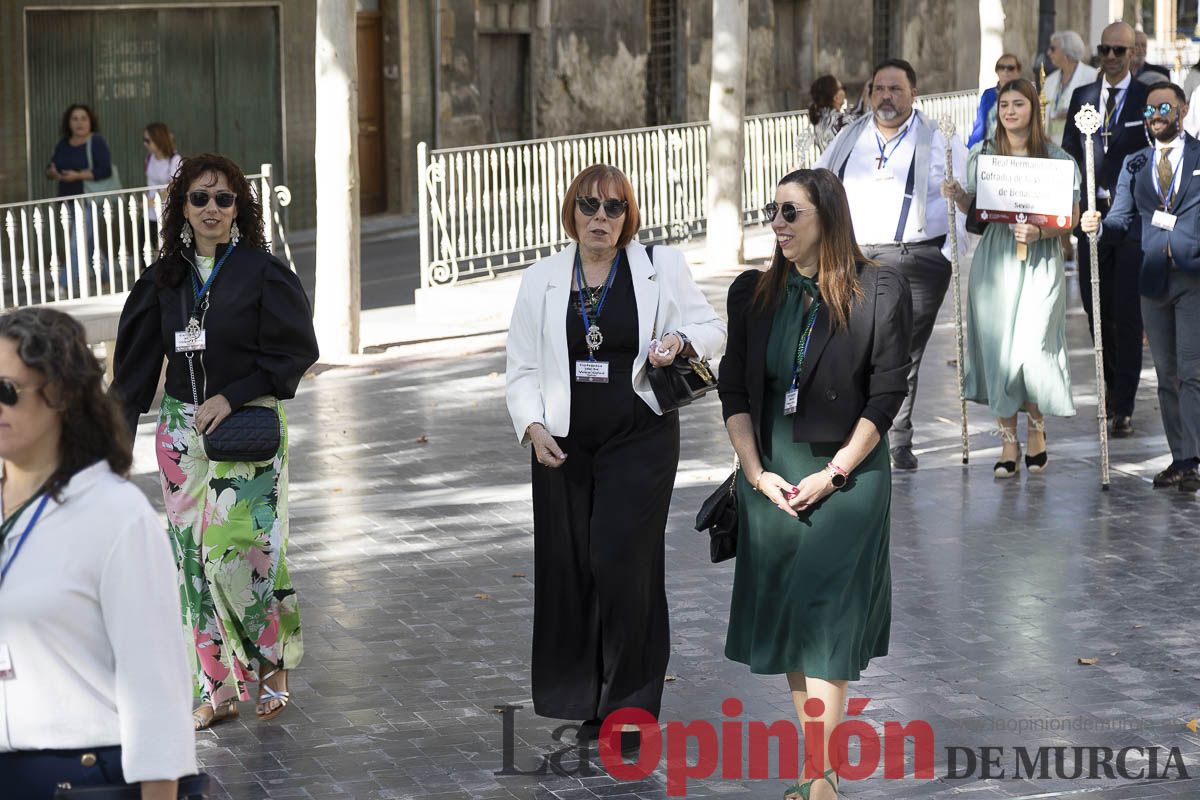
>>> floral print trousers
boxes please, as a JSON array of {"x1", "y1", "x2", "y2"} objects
[{"x1": 156, "y1": 392, "x2": 303, "y2": 708}]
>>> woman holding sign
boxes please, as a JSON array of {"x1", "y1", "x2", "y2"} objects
[{"x1": 942, "y1": 78, "x2": 1079, "y2": 478}]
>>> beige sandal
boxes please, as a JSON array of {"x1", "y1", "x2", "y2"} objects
[
  {"x1": 193, "y1": 699, "x2": 238, "y2": 730},
  {"x1": 255, "y1": 668, "x2": 291, "y2": 721}
]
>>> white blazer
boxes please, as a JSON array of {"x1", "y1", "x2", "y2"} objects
[{"x1": 506, "y1": 240, "x2": 726, "y2": 444}]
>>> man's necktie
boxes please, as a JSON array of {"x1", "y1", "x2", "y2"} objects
[
  {"x1": 1158, "y1": 147, "x2": 1175, "y2": 207},
  {"x1": 1105, "y1": 87, "x2": 1118, "y2": 122}
]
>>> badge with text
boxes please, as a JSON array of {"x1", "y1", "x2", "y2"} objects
[
  {"x1": 974, "y1": 154, "x2": 1075, "y2": 229},
  {"x1": 0, "y1": 643, "x2": 14, "y2": 680},
  {"x1": 1152, "y1": 209, "x2": 1177, "y2": 231},
  {"x1": 575, "y1": 359, "x2": 610, "y2": 383},
  {"x1": 174, "y1": 317, "x2": 206, "y2": 353},
  {"x1": 784, "y1": 387, "x2": 799, "y2": 415}
]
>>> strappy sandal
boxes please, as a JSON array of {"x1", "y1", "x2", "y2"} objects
[
  {"x1": 193, "y1": 699, "x2": 238, "y2": 731},
  {"x1": 1025, "y1": 416, "x2": 1048, "y2": 474},
  {"x1": 255, "y1": 668, "x2": 291, "y2": 721},
  {"x1": 993, "y1": 425, "x2": 1020, "y2": 479},
  {"x1": 784, "y1": 767, "x2": 838, "y2": 799}
]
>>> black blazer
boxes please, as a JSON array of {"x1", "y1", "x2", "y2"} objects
[
  {"x1": 1062, "y1": 77, "x2": 1151, "y2": 196},
  {"x1": 717, "y1": 263, "x2": 913, "y2": 445}
]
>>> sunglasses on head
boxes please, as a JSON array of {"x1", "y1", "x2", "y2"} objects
[
  {"x1": 1097, "y1": 45, "x2": 1128, "y2": 56},
  {"x1": 575, "y1": 196, "x2": 628, "y2": 217},
  {"x1": 1143, "y1": 102, "x2": 1176, "y2": 118},
  {"x1": 763, "y1": 202, "x2": 817, "y2": 223},
  {"x1": 188, "y1": 190, "x2": 237, "y2": 209},
  {"x1": 0, "y1": 378, "x2": 30, "y2": 407}
]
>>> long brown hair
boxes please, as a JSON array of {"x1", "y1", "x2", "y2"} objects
[
  {"x1": 0, "y1": 308, "x2": 131, "y2": 501},
  {"x1": 752, "y1": 168, "x2": 868, "y2": 329},
  {"x1": 156, "y1": 153, "x2": 266, "y2": 286},
  {"x1": 145, "y1": 122, "x2": 177, "y2": 158},
  {"x1": 993, "y1": 79, "x2": 1049, "y2": 158}
]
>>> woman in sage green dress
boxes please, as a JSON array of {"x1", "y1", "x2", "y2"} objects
[
  {"x1": 943, "y1": 78, "x2": 1079, "y2": 478},
  {"x1": 718, "y1": 168, "x2": 913, "y2": 800}
]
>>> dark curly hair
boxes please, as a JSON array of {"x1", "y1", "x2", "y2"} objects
[
  {"x1": 0, "y1": 308, "x2": 131, "y2": 500},
  {"x1": 59, "y1": 104, "x2": 98, "y2": 139},
  {"x1": 156, "y1": 153, "x2": 266, "y2": 287}
]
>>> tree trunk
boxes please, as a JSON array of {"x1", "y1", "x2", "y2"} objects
[
  {"x1": 707, "y1": 0, "x2": 747, "y2": 269},
  {"x1": 978, "y1": 0, "x2": 1006, "y2": 91},
  {"x1": 314, "y1": 0, "x2": 361, "y2": 356}
]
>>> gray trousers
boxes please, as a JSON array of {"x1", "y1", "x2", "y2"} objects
[
  {"x1": 862, "y1": 241, "x2": 953, "y2": 448},
  {"x1": 1140, "y1": 270, "x2": 1200, "y2": 462}
]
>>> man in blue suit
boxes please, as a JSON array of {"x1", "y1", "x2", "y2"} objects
[
  {"x1": 1082, "y1": 83, "x2": 1200, "y2": 492},
  {"x1": 1063, "y1": 21, "x2": 1150, "y2": 439}
]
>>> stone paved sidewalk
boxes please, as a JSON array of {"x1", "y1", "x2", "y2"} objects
[{"x1": 125, "y1": 248, "x2": 1200, "y2": 800}]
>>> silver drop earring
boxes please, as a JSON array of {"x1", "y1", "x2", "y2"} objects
[
  {"x1": 230, "y1": 221, "x2": 241, "y2": 246},
  {"x1": 180, "y1": 221, "x2": 193, "y2": 247}
]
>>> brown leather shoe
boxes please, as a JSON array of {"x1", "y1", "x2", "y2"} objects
[{"x1": 1112, "y1": 416, "x2": 1134, "y2": 437}]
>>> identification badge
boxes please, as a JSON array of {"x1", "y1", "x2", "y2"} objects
[
  {"x1": 174, "y1": 329, "x2": 206, "y2": 352},
  {"x1": 575, "y1": 360, "x2": 610, "y2": 383},
  {"x1": 784, "y1": 387, "x2": 799, "y2": 415},
  {"x1": 1152, "y1": 210, "x2": 1177, "y2": 231},
  {"x1": 1124, "y1": 120, "x2": 1142, "y2": 128},
  {"x1": 0, "y1": 643, "x2": 13, "y2": 680},
  {"x1": 872, "y1": 168, "x2": 894, "y2": 182}
]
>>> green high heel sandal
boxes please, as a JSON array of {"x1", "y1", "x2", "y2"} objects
[{"x1": 783, "y1": 767, "x2": 838, "y2": 799}]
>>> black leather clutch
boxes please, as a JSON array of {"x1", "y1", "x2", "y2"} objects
[
  {"x1": 202, "y1": 406, "x2": 281, "y2": 462},
  {"x1": 54, "y1": 773, "x2": 210, "y2": 798},
  {"x1": 694, "y1": 469, "x2": 737, "y2": 563},
  {"x1": 647, "y1": 357, "x2": 718, "y2": 413}
]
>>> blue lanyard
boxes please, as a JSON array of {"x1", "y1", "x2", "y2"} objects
[
  {"x1": 1103, "y1": 86, "x2": 1128, "y2": 131},
  {"x1": 790, "y1": 300, "x2": 822, "y2": 389},
  {"x1": 0, "y1": 495, "x2": 50, "y2": 586},
  {"x1": 1151, "y1": 144, "x2": 1186, "y2": 210},
  {"x1": 189, "y1": 243, "x2": 236, "y2": 309},
  {"x1": 874, "y1": 123, "x2": 913, "y2": 168},
  {"x1": 575, "y1": 250, "x2": 620, "y2": 361}
]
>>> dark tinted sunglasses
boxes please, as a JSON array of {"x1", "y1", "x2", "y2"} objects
[
  {"x1": 188, "y1": 190, "x2": 237, "y2": 209},
  {"x1": 575, "y1": 196, "x2": 628, "y2": 217},
  {"x1": 763, "y1": 201, "x2": 817, "y2": 223},
  {"x1": 0, "y1": 378, "x2": 31, "y2": 407},
  {"x1": 1097, "y1": 45, "x2": 1128, "y2": 56},
  {"x1": 1143, "y1": 102, "x2": 1176, "y2": 118}
]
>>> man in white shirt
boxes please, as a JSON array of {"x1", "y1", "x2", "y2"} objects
[{"x1": 817, "y1": 58, "x2": 967, "y2": 470}]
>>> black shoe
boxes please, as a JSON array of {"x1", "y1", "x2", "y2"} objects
[
  {"x1": 1025, "y1": 417, "x2": 1047, "y2": 474},
  {"x1": 1153, "y1": 462, "x2": 1191, "y2": 488},
  {"x1": 1178, "y1": 468, "x2": 1200, "y2": 493},
  {"x1": 1112, "y1": 415, "x2": 1134, "y2": 437},
  {"x1": 890, "y1": 445, "x2": 918, "y2": 470},
  {"x1": 576, "y1": 718, "x2": 602, "y2": 741}
]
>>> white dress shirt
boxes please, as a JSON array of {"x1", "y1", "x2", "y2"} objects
[
  {"x1": 1100, "y1": 73, "x2": 1133, "y2": 131},
  {"x1": 816, "y1": 112, "x2": 967, "y2": 258},
  {"x1": 0, "y1": 461, "x2": 196, "y2": 783},
  {"x1": 1152, "y1": 132, "x2": 1186, "y2": 207}
]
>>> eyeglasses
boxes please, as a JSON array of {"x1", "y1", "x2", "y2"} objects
[
  {"x1": 996, "y1": 64, "x2": 1019, "y2": 72},
  {"x1": 1143, "y1": 102, "x2": 1176, "y2": 118},
  {"x1": 1097, "y1": 45, "x2": 1129, "y2": 56},
  {"x1": 763, "y1": 202, "x2": 818, "y2": 223},
  {"x1": 0, "y1": 378, "x2": 32, "y2": 407},
  {"x1": 188, "y1": 190, "x2": 237, "y2": 209},
  {"x1": 575, "y1": 196, "x2": 628, "y2": 217}
]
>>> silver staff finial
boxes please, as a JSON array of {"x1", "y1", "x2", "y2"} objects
[
  {"x1": 1074, "y1": 103, "x2": 1102, "y2": 136},
  {"x1": 937, "y1": 115, "x2": 956, "y2": 138}
]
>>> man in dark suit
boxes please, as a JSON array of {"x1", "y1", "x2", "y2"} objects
[
  {"x1": 1082, "y1": 83, "x2": 1200, "y2": 492},
  {"x1": 1063, "y1": 20, "x2": 1150, "y2": 438}
]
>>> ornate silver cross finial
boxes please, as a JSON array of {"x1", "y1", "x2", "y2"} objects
[
  {"x1": 937, "y1": 115, "x2": 956, "y2": 139},
  {"x1": 1074, "y1": 103, "x2": 1102, "y2": 136}
]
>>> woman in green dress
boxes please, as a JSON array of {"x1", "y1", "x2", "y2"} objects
[
  {"x1": 718, "y1": 168, "x2": 913, "y2": 800},
  {"x1": 943, "y1": 78, "x2": 1079, "y2": 478}
]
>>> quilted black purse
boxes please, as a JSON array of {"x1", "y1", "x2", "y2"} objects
[
  {"x1": 54, "y1": 773, "x2": 210, "y2": 798},
  {"x1": 694, "y1": 461, "x2": 738, "y2": 563}
]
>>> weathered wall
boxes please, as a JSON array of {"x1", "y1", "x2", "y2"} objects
[{"x1": 996, "y1": 0, "x2": 1097, "y2": 75}]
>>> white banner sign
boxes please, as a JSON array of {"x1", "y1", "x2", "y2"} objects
[{"x1": 974, "y1": 154, "x2": 1075, "y2": 229}]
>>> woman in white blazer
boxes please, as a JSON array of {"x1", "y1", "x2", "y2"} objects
[
  {"x1": 505, "y1": 164, "x2": 725, "y2": 751},
  {"x1": 0, "y1": 308, "x2": 195, "y2": 799}
]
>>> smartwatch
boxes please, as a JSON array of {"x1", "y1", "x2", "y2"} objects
[{"x1": 826, "y1": 463, "x2": 848, "y2": 489}]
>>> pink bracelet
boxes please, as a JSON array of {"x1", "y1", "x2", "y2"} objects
[{"x1": 826, "y1": 462, "x2": 849, "y2": 478}]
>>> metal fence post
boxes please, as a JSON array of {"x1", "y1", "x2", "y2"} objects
[
  {"x1": 261, "y1": 163, "x2": 275, "y2": 254},
  {"x1": 417, "y1": 141, "x2": 431, "y2": 290}
]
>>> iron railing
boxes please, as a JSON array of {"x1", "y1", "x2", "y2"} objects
[{"x1": 417, "y1": 89, "x2": 980, "y2": 288}]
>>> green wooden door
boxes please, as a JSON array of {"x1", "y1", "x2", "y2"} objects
[{"x1": 27, "y1": 6, "x2": 282, "y2": 201}]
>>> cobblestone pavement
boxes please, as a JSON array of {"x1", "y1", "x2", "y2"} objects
[{"x1": 126, "y1": 252, "x2": 1200, "y2": 800}]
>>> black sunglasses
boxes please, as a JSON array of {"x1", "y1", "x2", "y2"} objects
[
  {"x1": 188, "y1": 190, "x2": 237, "y2": 209},
  {"x1": 1143, "y1": 102, "x2": 1176, "y2": 118},
  {"x1": 1097, "y1": 45, "x2": 1129, "y2": 56},
  {"x1": 575, "y1": 196, "x2": 628, "y2": 217},
  {"x1": 0, "y1": 378, "x2": 31, "y2": 407},
  {"x1": 763, "y1": 201, "x2": 818, "y2": 223},
  {"x1": 996, "y1": 64, "x2": 1019, "y2": 72}
]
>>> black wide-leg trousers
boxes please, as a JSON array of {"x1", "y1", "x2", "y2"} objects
[
  {"x1": 529, "y1": 397, "x2": 679, "y2": 721},
  {"x1": 1077, "y1": 233, "x2": 1144, "y2": 418}
]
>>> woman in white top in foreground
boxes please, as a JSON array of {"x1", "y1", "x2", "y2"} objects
[{"x1": 0, "y1": 307, "x2": 196, "y2": 799}]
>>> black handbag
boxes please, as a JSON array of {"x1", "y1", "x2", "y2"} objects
[
  {"x1": 54, "y1": 773, "x2": 210, "y2": 799},
  {"x1": 965, "y1": 197, "x2": 990, "y2": 236},
  {"x1": 641, "y1": 242, "x2": 718, "y2": 413},
  {"x1": 694, "y1": 463, "x2": 738, "y2": 563},
  {"x1": 201, "y1": 405, "x2": 281, "y2": 462}
]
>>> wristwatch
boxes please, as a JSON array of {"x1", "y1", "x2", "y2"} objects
[
  {"x1": 826, "y1": 462, "x2": 849, "y2": 489},
  {"x1": 670, "y1": 330, "x2": 691, "y2": 350}
]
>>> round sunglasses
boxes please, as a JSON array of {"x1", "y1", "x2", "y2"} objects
[
  {"x1": 1143, "y1": 103, "x2": 1177, "y2": 118},
  {"x1": 575, "y1": 196, "x2": 628, "y2": 217},
  {"x1": 188, "y1": 190, "x2": 237, "y2": 209},
  {"x1": 0, "y1": 378, "x2": 37, "y2": 407},
  {"x1": 763, "y1": 202, "x2": 818, "y2": 223}
]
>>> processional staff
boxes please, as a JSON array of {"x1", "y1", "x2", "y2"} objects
[
  {"x1": 1073, "y1": 103, "x2": 1112, "y2": 489},
  {"x1": 937, "y1": 115, "x2": 969, "y2": 464}
]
